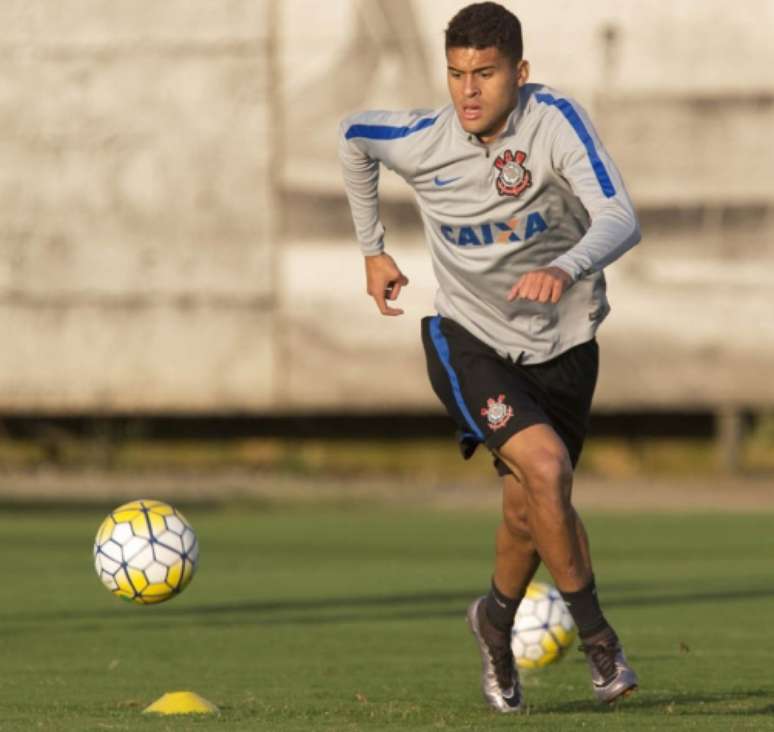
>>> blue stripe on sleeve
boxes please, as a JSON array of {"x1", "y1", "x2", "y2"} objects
[
  {"x1": 535, "y1": 93, "x2": 616, "y2": 198},
  {"x1": 345, "y1": 115, "x2": 439, "y2": 141},
  {"x1": 429, "y1": 316, "x2": 485, "y2": 442}
]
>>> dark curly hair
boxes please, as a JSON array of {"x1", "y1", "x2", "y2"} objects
[{"x1": 445, "y1": 2, "x2": 523, "y2": 61}]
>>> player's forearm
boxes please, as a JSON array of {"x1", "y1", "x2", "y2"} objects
[
  {"x1": 338, "y1": 135, "x2": 386, "y2": 255},
  {"x1": 339, "y1": 157, "x2": 385, "y2": 255},
  {"x1": 549, "y1": 204, "x2": 641, "y2": 281}
]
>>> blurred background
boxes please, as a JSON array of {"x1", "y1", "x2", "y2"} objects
[{"x1": 1, "y1": 0, "x2": 773, "y2": 501}]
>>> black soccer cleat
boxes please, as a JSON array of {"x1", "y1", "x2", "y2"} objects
[
  {"x1": 580, "y1": 628, "x2": 639, "y2": 703},
  {"x1": 466, "y1": 597, "x2": 523, "y2": 713}
]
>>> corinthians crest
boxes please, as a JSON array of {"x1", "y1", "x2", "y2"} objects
[
  {"x1": 481, "y1": 394, "x2": 514, "y2": 431},
  {"x1": 494, "y1": 149, "x2": 532, "y2": 198}
]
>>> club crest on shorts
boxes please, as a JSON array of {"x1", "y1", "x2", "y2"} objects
[
  {"x1": 494, "y1": 149, "x2": 531, "y2": 198},
  {"x1": 481, "y1": 394, "x2": 514, "y2": 431}
]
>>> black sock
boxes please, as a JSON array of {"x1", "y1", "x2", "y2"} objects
[
  {"x1": 559, "y1": 576, "x2": 611, "y2": 640},
  {"x1": 484, "y1": 578, "x2": 521, "y2": 633}
]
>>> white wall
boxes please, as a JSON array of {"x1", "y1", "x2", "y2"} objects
[
  {"x1": 2, "y1": 0, "x2": 772, "y2": 413},
  {"x1": 0, "y1": 1, "x2": 278, "y2": 412}
]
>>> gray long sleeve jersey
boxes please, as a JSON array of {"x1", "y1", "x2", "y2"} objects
[{"x1": 338, "y1": 83, "x2": 641, "y2": 363}]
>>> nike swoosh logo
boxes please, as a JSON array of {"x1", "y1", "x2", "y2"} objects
[
  {"x1": 433, "y1": 175, "x2": 462, "y2": 187},
  {"x1": 494, "y1": 597, "x2": 507, "y2": 609}
]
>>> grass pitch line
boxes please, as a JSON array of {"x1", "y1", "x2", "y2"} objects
[{"x1": 143, "y1": 691, "x2": 219, "y2": 715}]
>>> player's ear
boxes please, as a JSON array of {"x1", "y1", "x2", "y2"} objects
[{"x1": 516, "y1": 59, "x2": 530, "y2": 87}]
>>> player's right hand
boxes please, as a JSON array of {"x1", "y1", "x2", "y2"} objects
[{"x1": 365, "y1": 253, "x2": 409, "y2": 316}]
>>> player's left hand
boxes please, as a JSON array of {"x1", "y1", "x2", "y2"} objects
[{"x1": 507, "y1": 266, "x2": 572, "y2": 304}]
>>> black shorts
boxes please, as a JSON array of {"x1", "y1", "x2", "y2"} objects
[{"x1": 421, "y1": 315, "x2": 598, "y2": 476}]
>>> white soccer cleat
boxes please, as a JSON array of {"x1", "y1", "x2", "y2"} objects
[
  {"x1": 580, "y1": 631, "x2": 639, "y2": 703},
  {"x1": 466, "y1": 597, "x2": 523, "y2": 713}
]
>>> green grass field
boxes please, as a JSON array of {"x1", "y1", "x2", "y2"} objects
[{"x1": 2, "y1": 502, "x2": 774, "y2": 731}]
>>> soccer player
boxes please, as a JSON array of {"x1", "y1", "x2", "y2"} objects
[{"x1": 338, "y1": 1, "x2": 640, "y2": 713}]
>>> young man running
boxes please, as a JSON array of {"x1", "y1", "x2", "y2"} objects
[{"x1": 338, "y1": 2, "x2": 640, "y2": 712}]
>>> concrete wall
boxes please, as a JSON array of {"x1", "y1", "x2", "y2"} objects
[
  {"x1": 2, "y1": 1, "x2": 773, "y2": 414},
  {"x1": 0, "y1": 1, "x2": 278, "y2": 412}
]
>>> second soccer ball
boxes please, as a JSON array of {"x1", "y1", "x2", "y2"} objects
[{"x1": 511, "y1": 581, "x2": 576, "y2": 669}]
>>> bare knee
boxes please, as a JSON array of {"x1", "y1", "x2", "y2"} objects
[
  {"x1": 521, "y1": 449, "x2": 573, "y2": 510},
  {"x1": 497, "y1": 426, "x2": 575, "y2": 515},
  {"x1": 529, "y1": 449, "x2": 572, "y2": 489}
]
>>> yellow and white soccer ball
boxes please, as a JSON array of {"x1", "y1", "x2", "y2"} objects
[
  {"x1": 511, "y1": 581, "x2": 577, "y2": 669},
  {"x1": 93, "y1": 499, "x2": 198, "y2": 604}
]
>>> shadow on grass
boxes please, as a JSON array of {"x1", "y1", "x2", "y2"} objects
[
  {"x1": 4, "y1": 584, "x2": 774, "y2": 630},
  {"x1": 543, "y1": 688, "x2": 774, "y2": 716},
  {"x1": 606, "y1": 587, "x2": 774, "y2": 610}
]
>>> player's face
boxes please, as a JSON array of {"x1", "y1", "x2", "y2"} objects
[{"x1": 446, "y1": 46, "x2": 529, "y2": 143}]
